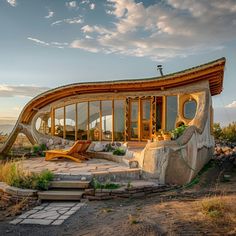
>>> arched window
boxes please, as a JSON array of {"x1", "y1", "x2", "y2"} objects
[{"x1": 184, "y1": 99, "x2": 197, "y2": 120}]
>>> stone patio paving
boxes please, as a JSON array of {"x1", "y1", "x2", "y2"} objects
[
  {"x1": 21, "y1": 157, "x2": 134, "y2": 175},
  {"x1": 10, "y1": 202, "x2": 85, "y2": 225}
]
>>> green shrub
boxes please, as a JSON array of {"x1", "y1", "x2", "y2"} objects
[
  {"x1": 171, "y1": 125, "x2": 188, "y2": 140},
  {"x1": 112, "y1": 148, "x2": 126, "y2": 156},
  {"x1": 213, "y1": 122, "x2": 236, "y2": 142},
  {"x1": 91, "y1": 178, "x2": 120, "y2": 190}
]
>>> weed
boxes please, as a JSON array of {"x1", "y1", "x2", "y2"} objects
[
  {"x1": 128, "y1": 214, "x2": 139, "y2": 224},
  {"x1": 91, "y1": 178, "x2": 120, "y2": 190}
]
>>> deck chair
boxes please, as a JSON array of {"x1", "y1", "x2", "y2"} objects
[{"x1": 45, "y1": 140, "x2": 91, "y2": 163}]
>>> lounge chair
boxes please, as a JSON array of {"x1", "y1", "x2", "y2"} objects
[{"x1": 45, "y1": 140, "x2": 91, "y2": 163}]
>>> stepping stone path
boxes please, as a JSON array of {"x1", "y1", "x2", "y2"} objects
[{"x1": 10, "y1": 202, "x2": 85, "y2": 225}]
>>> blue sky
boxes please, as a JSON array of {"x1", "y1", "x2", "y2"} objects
[{"x1": 0, "y1": 0, "x2": 236, "y2": 126}]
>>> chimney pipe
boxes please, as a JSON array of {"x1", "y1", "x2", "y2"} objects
[{"x1": 157, "y1": 65, "x2": 164, "y2": 76}]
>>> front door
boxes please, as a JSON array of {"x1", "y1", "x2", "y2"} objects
[{"x1": 129, "y1": 98, "x2": 151, "y2": 141}]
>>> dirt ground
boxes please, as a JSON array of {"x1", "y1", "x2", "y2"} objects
[{"x1": 0, "y1": 159, "x2": 235, "y2": 236}]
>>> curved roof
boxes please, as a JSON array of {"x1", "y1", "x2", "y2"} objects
[{"x1": 20, "y1": 57, "x2": 225, "y2": 124}]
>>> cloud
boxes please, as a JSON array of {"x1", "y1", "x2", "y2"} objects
[
  {"x1": 0, "y1": 85, "x2": 50, "y2": 98},
  {"x1": 226, "y1": 101, "x2": 236, "y2": 108},
  {"x1": 6, "y1": 0, "x2": 16, "y2": 7},
  {"x1": 27, "y1": 37, "x2": 49, "y2": 46},
  {"x1": 66, "y1": 1, "x2": 78, "y2": 9},
  {"x1": 51, "y1": 17, "x2": 83, "y2": 26},
  {"x1": 27, "y1": 37, "x2": 68, "y2": 49},
  {"x1": 45, "y1": 10, "x2": 54, "y2": 19},
  {"x1": 90, "y1": 3, "x2": 95, "y2": 10},
  {"x1": 70, "y1": 0, "x2": 236, "y2": 61}
]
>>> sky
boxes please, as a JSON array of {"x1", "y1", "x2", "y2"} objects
[{"x1": 0, "y1": 0, "x2": 236, "y2": 126}]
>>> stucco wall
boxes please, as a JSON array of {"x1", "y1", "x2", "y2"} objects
[{"x1": 141, "y1": 86, "x2": 214, "y2": 185}]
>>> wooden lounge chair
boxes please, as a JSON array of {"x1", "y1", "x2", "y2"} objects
[{"x1": 45, "y1": 140, "x2": 91, "y2": 163}]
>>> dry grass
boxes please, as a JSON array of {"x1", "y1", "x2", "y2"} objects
[
  {"x1": 198, "y1": 196, "x2": 236, "y2": 227},
  {"x1": 7, "y1": 197, "x2": 29, "y2": 217}
]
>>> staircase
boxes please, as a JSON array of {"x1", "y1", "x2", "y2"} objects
[{"x1": 38, "y1": 180, "x2": 90, "y2": 201}]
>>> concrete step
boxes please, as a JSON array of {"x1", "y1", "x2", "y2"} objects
[
  {"x1": 50, "y1": 180, "x2": 90, "y2": 189},
  {"x1": 38, "y1": 190, "x2": 84, "y2": 201}
]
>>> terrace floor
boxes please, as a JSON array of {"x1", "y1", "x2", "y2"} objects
[{"x1": 21, "y1": 157, "x2": 140, "y2": 181}]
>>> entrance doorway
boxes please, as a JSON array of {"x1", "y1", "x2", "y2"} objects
[{"x1": 129, "y1": 98, "x2": 152, "y2": 141}]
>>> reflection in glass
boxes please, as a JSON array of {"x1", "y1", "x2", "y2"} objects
[
  {"x1": 130, "y1": 100, "x2": 138, "y2": 139},
  {"x1": 166, "y1": 96, "x2": 177, "y2": 131},
  {"x1": 54, "y1": 107, "x2": 64, "y2": 138},
  {"x1": 114, "y1": 100, "x2": 125, "y2": 141},
  {"x1": 89, "y1": 101, "x2": 100, "y2": 141},
  {"x1": 65, "y1": 104, "x2": 76, "y2": 140},
  {"x1": 101, "y1": 100, "x2": 112, "y2": 140},
  {"x1": 141, "y1": 100, "x2": 151, "y2": 140},
  {"x1": 77, "y1": 102, "x2": 88, "y2": 140},
  {"x1": 184, "y1": 100, "x2": 197, "y2": 120}
]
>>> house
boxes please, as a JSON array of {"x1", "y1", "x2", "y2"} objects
[{"x1": 0, "y1": 57, "x2": 226, "y2": 185}]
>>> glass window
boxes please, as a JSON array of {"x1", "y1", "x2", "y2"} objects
[
  {"x1": 54, "y1": 107, "x2": 64, "y2": 138},
  {"x1": 65, "y1": 104, "x2": 76, "y2": 140},
  {"x1": 77, "y1": 102, "x2": 88, "y2": 140},
  {"x1": 184, "y1": 99, "x2": 197, "y2": 120},
  {"x1": 101, "y1": 100, "x2": 112, "y2": 141},
  {"x1": 89, "y1": 101, "x2": 100, "y2": 141},
  {"x1": 141, "y1": 100, "x2": 151, "y2": 140},
  {"x1": 35, "y1": 115, "x2": 51, "y2": 135},
  {"x1": 166, "y1": 96, "x2": 177, "y2": 131},
  {"x1": 130, "y1": 100, "x2": 139, "y2": 139},
  {"x1": 114, "y1": 100, "x2": 125, "y2": 141}
]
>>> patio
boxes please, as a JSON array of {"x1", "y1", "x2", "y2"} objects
[{"x1": 21, "y1": 157, "x2": 141, "y2": 182}]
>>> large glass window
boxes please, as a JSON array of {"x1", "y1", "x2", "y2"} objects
[
  {"x1": 101, "y1": 100, "x2": 112, "y2": 141},
  {"x1": 89, "y1": 101, "x2": 100, "y2": 141},
  {"x1": 166, "y1": 96, "x2": 177, "y2": 131},
  {"x1": 54, "y1": 107, "x2": 64, "y2": 138},
  {"x1": 114, "y1": 100, "x2": 125, "y2": 141},
  {"x1": 130, "y1": 100, "x2": 139, "y2": 139},
  {"x1": 65, "y1": 104, "x2": 76, "y2": 140},
  {"x1": 77, "y1": 102, "x2": 88, "y2": 140},
  {"x1": 184, "y1": 99, "x2": 197, "y2": 120}
]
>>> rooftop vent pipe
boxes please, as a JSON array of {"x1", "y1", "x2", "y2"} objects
[{"x1": 157, "y1": 65, "x2": 164, "y2": 76}]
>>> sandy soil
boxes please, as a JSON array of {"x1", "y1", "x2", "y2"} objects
[{"x1": 0, "y1": 159, "x2": 235, "y2": 236}]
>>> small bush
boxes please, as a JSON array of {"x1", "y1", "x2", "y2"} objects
[
  {"x1": 201, "y1": 197, "x2": 225, "y2": 219},
  {"x1": 0, "y1": 161, "x2": 54, "y2": 190},
  {"x1": 112, "y1": 148, "x2": 126, "y2": 156},
  {"x1": 91, "y1": 178, "x2": 120, "y2": 190},
  {"x1": 171, "y1": 125, "x2": 188, "y2": 140}
]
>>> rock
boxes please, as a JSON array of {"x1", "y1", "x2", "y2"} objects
[
  {"x1": 48, "y1": 139, "x2": 54, "y2": 146},
  {"x1": 94, "y1": 143, "x2": 104, "y2": 152},
  {"x1": 129, "y1": 161, "x2": 139, "y2": 169}
]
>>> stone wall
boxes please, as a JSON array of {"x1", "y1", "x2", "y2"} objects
[{"x1": 0, "y1": 182, "x2": 39, "y2": 207}]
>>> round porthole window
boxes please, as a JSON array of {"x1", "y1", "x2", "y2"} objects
[{"x1": 184, "y1": 99, "x2": 197, "y2": 120}]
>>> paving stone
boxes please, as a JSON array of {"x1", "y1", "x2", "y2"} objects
[
  {"x1": 49, "y1": 202, "x2": 76, "y2": 207},
  {"x1": 10, "y1": 218, "x2": 23, "y2": 225},
  {"x1": 51, "y1": 219, "x2": 65, "y2": 225},
  {"x1": 64, "y1": 210, "x2": 77, "y2": 216},
  {"x1": 58, "y1": 215, "x2": 71, "y2": 220},
  {"x1": 20, "y1": 219, "x2": 54, "y2": 225}
]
